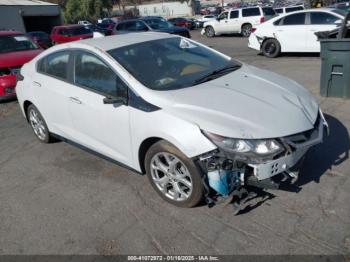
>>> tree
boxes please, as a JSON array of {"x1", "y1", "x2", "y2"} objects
[{"x1": 64, "y1": 0, "x2": 113, "y2": 23}]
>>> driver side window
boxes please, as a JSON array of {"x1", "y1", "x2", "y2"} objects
[{"x1": 74, "y1": 52, "x2": 127, "y2": 98}]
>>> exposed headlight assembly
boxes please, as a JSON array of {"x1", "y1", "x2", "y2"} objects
[{"x1": 203, "y1": 131, "x2": 283, "y2": 156}]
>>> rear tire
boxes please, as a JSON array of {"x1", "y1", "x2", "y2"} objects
[
  {"x1": 241, "y1": 23, "x2": 252, "y2": 37},
  {"x1": 145, "y1": 140, "x2": 204, "y2": 207},
  {"x1": 27, "y1": 104, "x2": 54, "y2": 143},
  {"x1": 262, "y1": 38, "x2": 281, "y2": 58},
  {"x1": 205, "y1": 26, "x2": 215, "y2": 38}
]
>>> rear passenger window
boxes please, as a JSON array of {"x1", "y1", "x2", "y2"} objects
[
  {"x1": 242, "y1": 8, "x2": 260, "y2": 17},
  {"x1": 310, "y1": 12, "x2": 338, "y2": 24},
  {"x1": 282, "y1": 13, "x2": 305, "y2": 25},
  {"x1": 230, "y1": 10, "x2": 239, "y2": 19},
  {"x1": 43, "y1": 51, "x2": 70, "y2": 80},
  {"x1": 74, "y1": 52, "x2": 121, "y2": 97}
]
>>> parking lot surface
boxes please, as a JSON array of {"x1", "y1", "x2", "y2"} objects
[{"x1": 0, "y1": 31, "x2": 349, "y2": 255}]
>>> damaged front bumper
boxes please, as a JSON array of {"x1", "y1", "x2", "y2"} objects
[
  {"x1": 197, "y1": 110, "x2": 328, "y2": 200},
  {"x1": 250, "y1": 110, "x2": 328, "y2": 180}
]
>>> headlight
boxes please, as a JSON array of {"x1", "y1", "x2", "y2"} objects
[{"x1": 203, "y1": 131, "x2": 283, "y2": 155}]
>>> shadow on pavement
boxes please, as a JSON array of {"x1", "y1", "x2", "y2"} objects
[{"x1": 297, "y1": 114, "x2": 350, "y2": 185}]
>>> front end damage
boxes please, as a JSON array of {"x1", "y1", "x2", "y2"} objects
[{"x1": 195, "y1": 110, "x2": 329, "y2": 213}]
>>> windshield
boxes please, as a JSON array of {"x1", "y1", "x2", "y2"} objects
[
  {"x1": 0, "y1": 35, "x2": 39, "y2": 53},
  {"x1": 108, "y1": 37, "x2": 241, "y2": 90},
  {"x1": 144, "y1": 19, "x2": 173, "y2": 29}
]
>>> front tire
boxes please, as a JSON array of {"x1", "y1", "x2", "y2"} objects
[
  {"x1": 205, "y1": 26, "x2": 215, "y2": 38},
  {"x1": 27, "y1": 104, "x2": 53, "y2": 143},
  {"x1": 262, "y1": 38, "x2": 281, "y2": 58},
  {"x1": 145, "y1": 140, "x2": 204, "y2": 207}
]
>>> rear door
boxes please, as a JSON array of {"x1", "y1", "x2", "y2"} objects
[
  {"x1": 274, "y1": 12, "x2": 307, "y2": 52},
  {"x1": 305, "y1": 11, "x2": 340, "y2": 52},
  {"x1": 67, "y1": 50, "x2": 132, "y2": 165},
  {"x1": 32, "y1": 50, "x2": 73, "y2": 138}
]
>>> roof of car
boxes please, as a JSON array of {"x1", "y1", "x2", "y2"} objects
[
  {"x1": 0, "y1": 30, "x2": 23, "y2": 36},
  {"x1": 71, "y1": 32, "x2": 176, "y2": 51}
]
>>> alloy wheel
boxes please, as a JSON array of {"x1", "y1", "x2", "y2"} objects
[
  {"x1": 150, "y1": 152, "x2": 193, "y2": 202},
  {"x1": 29, "y1": 108, "x2": 47, "y2": 141}
]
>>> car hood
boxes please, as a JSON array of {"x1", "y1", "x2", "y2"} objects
[
  {"x1": 151, "y1": 64, "x2": 319, "y2": 139},
  {"x1": 0, "y1": 49, "x2": 42, "y2": 68}
]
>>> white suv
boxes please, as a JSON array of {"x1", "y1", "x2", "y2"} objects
[{"x1": 201, "y1": 6, "x2": 276, "y2": 37}]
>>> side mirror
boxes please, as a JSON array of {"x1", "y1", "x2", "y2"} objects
[
  {"x1": 335, "y1": 19, "x2": 342, "y2": 25},
  {"x1": 103, "y1": 96, "x2": 126, "y2": 105}
]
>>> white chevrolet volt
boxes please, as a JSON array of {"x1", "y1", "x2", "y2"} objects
[{"x1": 16, "y1": 33, "x2": 327, "y2": 207}]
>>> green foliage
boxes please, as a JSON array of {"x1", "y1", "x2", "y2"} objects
[{"x1": 64, "y1": 0, "x2": 113, "y2": 24}]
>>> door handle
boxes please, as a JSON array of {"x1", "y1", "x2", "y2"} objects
[
  {"x1": 225, "y1": 21, "x2": 228, "y2": 23},
  {"x1": 33, "y1": 81, "x2": 41, "y2": 87},
  {"x1": 69, "y1": 97, "x2": 82, "y2": 104}
]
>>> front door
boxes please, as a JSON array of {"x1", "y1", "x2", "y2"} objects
[{"x1": 67, "y1": 51, "x2": 132, "y2": 166}]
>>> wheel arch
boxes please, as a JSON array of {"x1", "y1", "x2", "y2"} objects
[
  {"x1": 23, "y1": 100, "x2": 33, "y2": 122},
  {"x1": 138, "y1": 137, "x2": 163, "y2": 174},
  {"x1": 241, "y1": 22, "x2": 252, "y2": 30}
]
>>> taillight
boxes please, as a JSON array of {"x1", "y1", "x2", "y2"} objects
[
  {"x1": 260, "y1": 17, "x2": 265, "y2": 23},
  {"x1": 251, "y1": 28, "x2": 257, "y2": 33}
]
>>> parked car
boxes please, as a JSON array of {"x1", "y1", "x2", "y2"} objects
[
  {"x1": 0, "y1": 31, "x2": 42, "y2": 101},
  {"x1": 168, "y1": 17, "x2": 196, "y2": 30},
  {"x1": 96, "y1": 20, "x2": 116, "y2": 30},
  {"x1": 328, "y1": 2, "x2": 350, "y2": 12},
  {"x1": 115, "y1": 18, "x2": 191, "y2": 38},
  {"x1": 248, "y1": 8, "x2": 346, "y2": 57},
  {"x1": 199, "y1": 14, "x2": 217, "y2": 22},
  {"x1": 78, "y1": 20, "x2": 93, "y2": 26},
  {"x1": 26, "y1": 31, "x2": 52, "y2": 49},
  {"x1": 274, "y1": 5, "x2": 304, "y2": 15},
  {"x1": 50, "y1": 25, "x2": 93, "y2": 44},
  {"x1": 202, "y1": 6, "x2": 276, "y2": 37},
  {"x1": 16, "y1": 33, "x2": 327, "y2": 207},
  {"x1": 85, "y1": 24, "x2": 114, "y2": 36},
  {"x1": 188, "y1": 18, "x2": 203, "y2": 28}
]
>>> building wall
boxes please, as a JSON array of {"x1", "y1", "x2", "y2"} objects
[
  {"x1": 0, "y1": 5, "x2": 62, "y2": 33},
  {"x1": 126, "y1": 2, "x2": 194, "y2": 18}
]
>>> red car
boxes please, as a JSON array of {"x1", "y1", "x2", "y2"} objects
[
  {"x1": 50, "y1": 25, "x2": 93, "y2": 45},
  {"x1": 0, "y1": 31, "x2": 42, "y2": 101}
]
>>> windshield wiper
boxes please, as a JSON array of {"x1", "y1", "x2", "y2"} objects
[{"x1": 193, "y1": 64, "x2": 241, "y2": 85}]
